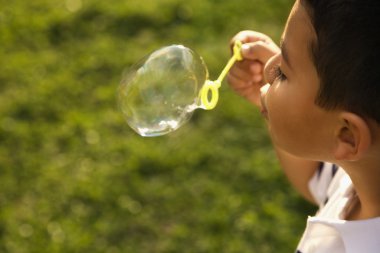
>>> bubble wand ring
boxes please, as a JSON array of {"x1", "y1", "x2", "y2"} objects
[{"x1": 199, "y1": 40, "x2": 243, "y2": 110}]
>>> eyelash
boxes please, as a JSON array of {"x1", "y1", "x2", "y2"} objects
[{"x1": 273, "y1": 65, "x2": 287, "y2": 81}]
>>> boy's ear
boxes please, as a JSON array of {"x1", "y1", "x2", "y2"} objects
[{"x1": 333, "y1": 112, "x2": 371, "y2": 161}]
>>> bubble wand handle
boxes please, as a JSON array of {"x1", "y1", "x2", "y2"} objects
[{"x1": 200, "y1": 41, "x2": 243, "y2": 110}]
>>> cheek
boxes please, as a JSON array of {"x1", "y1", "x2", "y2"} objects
[{"x1": 264, "y1": 84, "x2": 322, "y2": 156}]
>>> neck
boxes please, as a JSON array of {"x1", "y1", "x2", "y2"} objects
[{"x1": 340, "y1": 160, "x2": 380, "y2": 220}]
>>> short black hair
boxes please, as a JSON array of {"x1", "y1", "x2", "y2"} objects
[{"x1": 302, "y1": 0, "x2": 380, "y2": 123}]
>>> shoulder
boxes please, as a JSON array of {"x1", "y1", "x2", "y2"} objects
[
  {"x1": 297, "y1": 215, "x2": 380, "y2": 253},
  {"x1": 298, "y1": 163, "x2": 380, "y2": 252}
]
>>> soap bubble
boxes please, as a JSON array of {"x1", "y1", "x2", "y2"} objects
[{"x1": 118, "y1": 45, "x2": 208, "y2": 137}]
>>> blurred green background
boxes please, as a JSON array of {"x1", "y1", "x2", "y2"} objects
[{"x1": 0, "y1": 0, "x2": 315, "y2": 252}]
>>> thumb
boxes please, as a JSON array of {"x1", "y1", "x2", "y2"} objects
[{"x1": 241, "y1": 41, "x2": 279, "y2": 64}]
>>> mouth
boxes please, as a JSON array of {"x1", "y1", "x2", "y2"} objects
[
  {"x1": 260, "y1": 84, "x2": 269, "y2": 119},
  {"x1": 260, "y1": 100, "x2": 268, "y2": 118}
]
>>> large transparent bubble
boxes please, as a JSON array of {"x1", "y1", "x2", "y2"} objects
[{"x1": 118, "y1": 45, "x2": 208, "y2": 137}]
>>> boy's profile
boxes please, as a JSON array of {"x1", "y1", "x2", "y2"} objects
[{"x1": 227, "y1": 0, "x2": 380, "y2": 252}]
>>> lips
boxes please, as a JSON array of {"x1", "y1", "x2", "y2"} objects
[
  {"x1": 260, "y1": 99, "x2": 268, "y2": 119},
  {"x1": 260, "y1": 84, "x2": 270, "y2": 118}
]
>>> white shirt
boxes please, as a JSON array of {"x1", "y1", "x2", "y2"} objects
[{"x1": 296, "y1": 163, "x2": 380, "y2": 253}]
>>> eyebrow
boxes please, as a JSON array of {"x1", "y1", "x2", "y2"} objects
[{"x1": 280, "y1": 38, "x2": 292, "y2": 69}]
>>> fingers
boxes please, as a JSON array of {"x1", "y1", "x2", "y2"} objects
[
  {"x1": 227, "y1": 30, "x2": 279, "y2": 106},
  {"x1": 228, "y1": 60, "x2": 263, "y2": 85},
  {"x1": 230, "y1": 30, "x2": 280, "y2": 64},
  {"x1": 230, "y1": 30, "x2": 274, "y2": 46},
  {"x1": 229, "y1": 61, "x2": 255, "y2": 82},
  {"x1": 227, "y1": 59, "x2": 265, "y2": 107},
  {"x1": 227, "y1": 72, "x2": 263, "y2": 106},
  {"x1": 227, "y1": 72, "x2": 250, "y2": 90},
  {"x1": 241, "y1": 41, "x2": 280, "y2": 64},
  {"x1": 250, "y1": 61, "x2": 263, "y2": 78}
]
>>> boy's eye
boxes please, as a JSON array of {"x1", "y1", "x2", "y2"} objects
[
  {"x1": 267, "y1": 65, "x2": 287, "y2": 84},
  {"x1": 273, "y1": 65, "x2": 287, "y2": 82}
]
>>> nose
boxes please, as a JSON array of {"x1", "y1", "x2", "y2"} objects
[{"x1": 264, "y1": 53, "x2": 281, "y2": 85}]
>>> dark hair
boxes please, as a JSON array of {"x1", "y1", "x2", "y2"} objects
[{"x1": 302, "y1": 0, "x2": 380, "y2": 123}]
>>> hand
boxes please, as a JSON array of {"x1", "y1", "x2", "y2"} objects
[{"x1": 227, "y1": 30, "x2": 280, "y2": 108}]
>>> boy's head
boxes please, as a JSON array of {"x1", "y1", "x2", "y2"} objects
[
  {"x1": 302, "y1": 0, "x2": 380, "y2": 124},
  {"x1": 261, "y1": 0, "x2": 377, "y2": 161}
]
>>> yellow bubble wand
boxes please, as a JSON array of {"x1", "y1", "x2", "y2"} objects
[{"x1": 199, "y1": 40, "x2": 243, "y2": 110}]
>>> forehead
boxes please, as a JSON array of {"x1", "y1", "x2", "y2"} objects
[{"x1": 282, "y1": 1, "x2": 316, "y2": 66}]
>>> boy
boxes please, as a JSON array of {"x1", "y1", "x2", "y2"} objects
[{"x1": 227, "y1": 0, "x2": 380, "y2": 252}]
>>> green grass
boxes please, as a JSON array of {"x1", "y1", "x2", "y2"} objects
[{"x1": 0, "y1": 0, "x2": 315, "y2": 252}]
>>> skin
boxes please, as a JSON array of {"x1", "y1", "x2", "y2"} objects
[{"x1": 228, "y1": 0, "x2": 380, "y2": 220}]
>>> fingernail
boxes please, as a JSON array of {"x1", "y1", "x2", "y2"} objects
[{"x1": 241, "y1": 44, "x2": 250, "y2": 55}]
